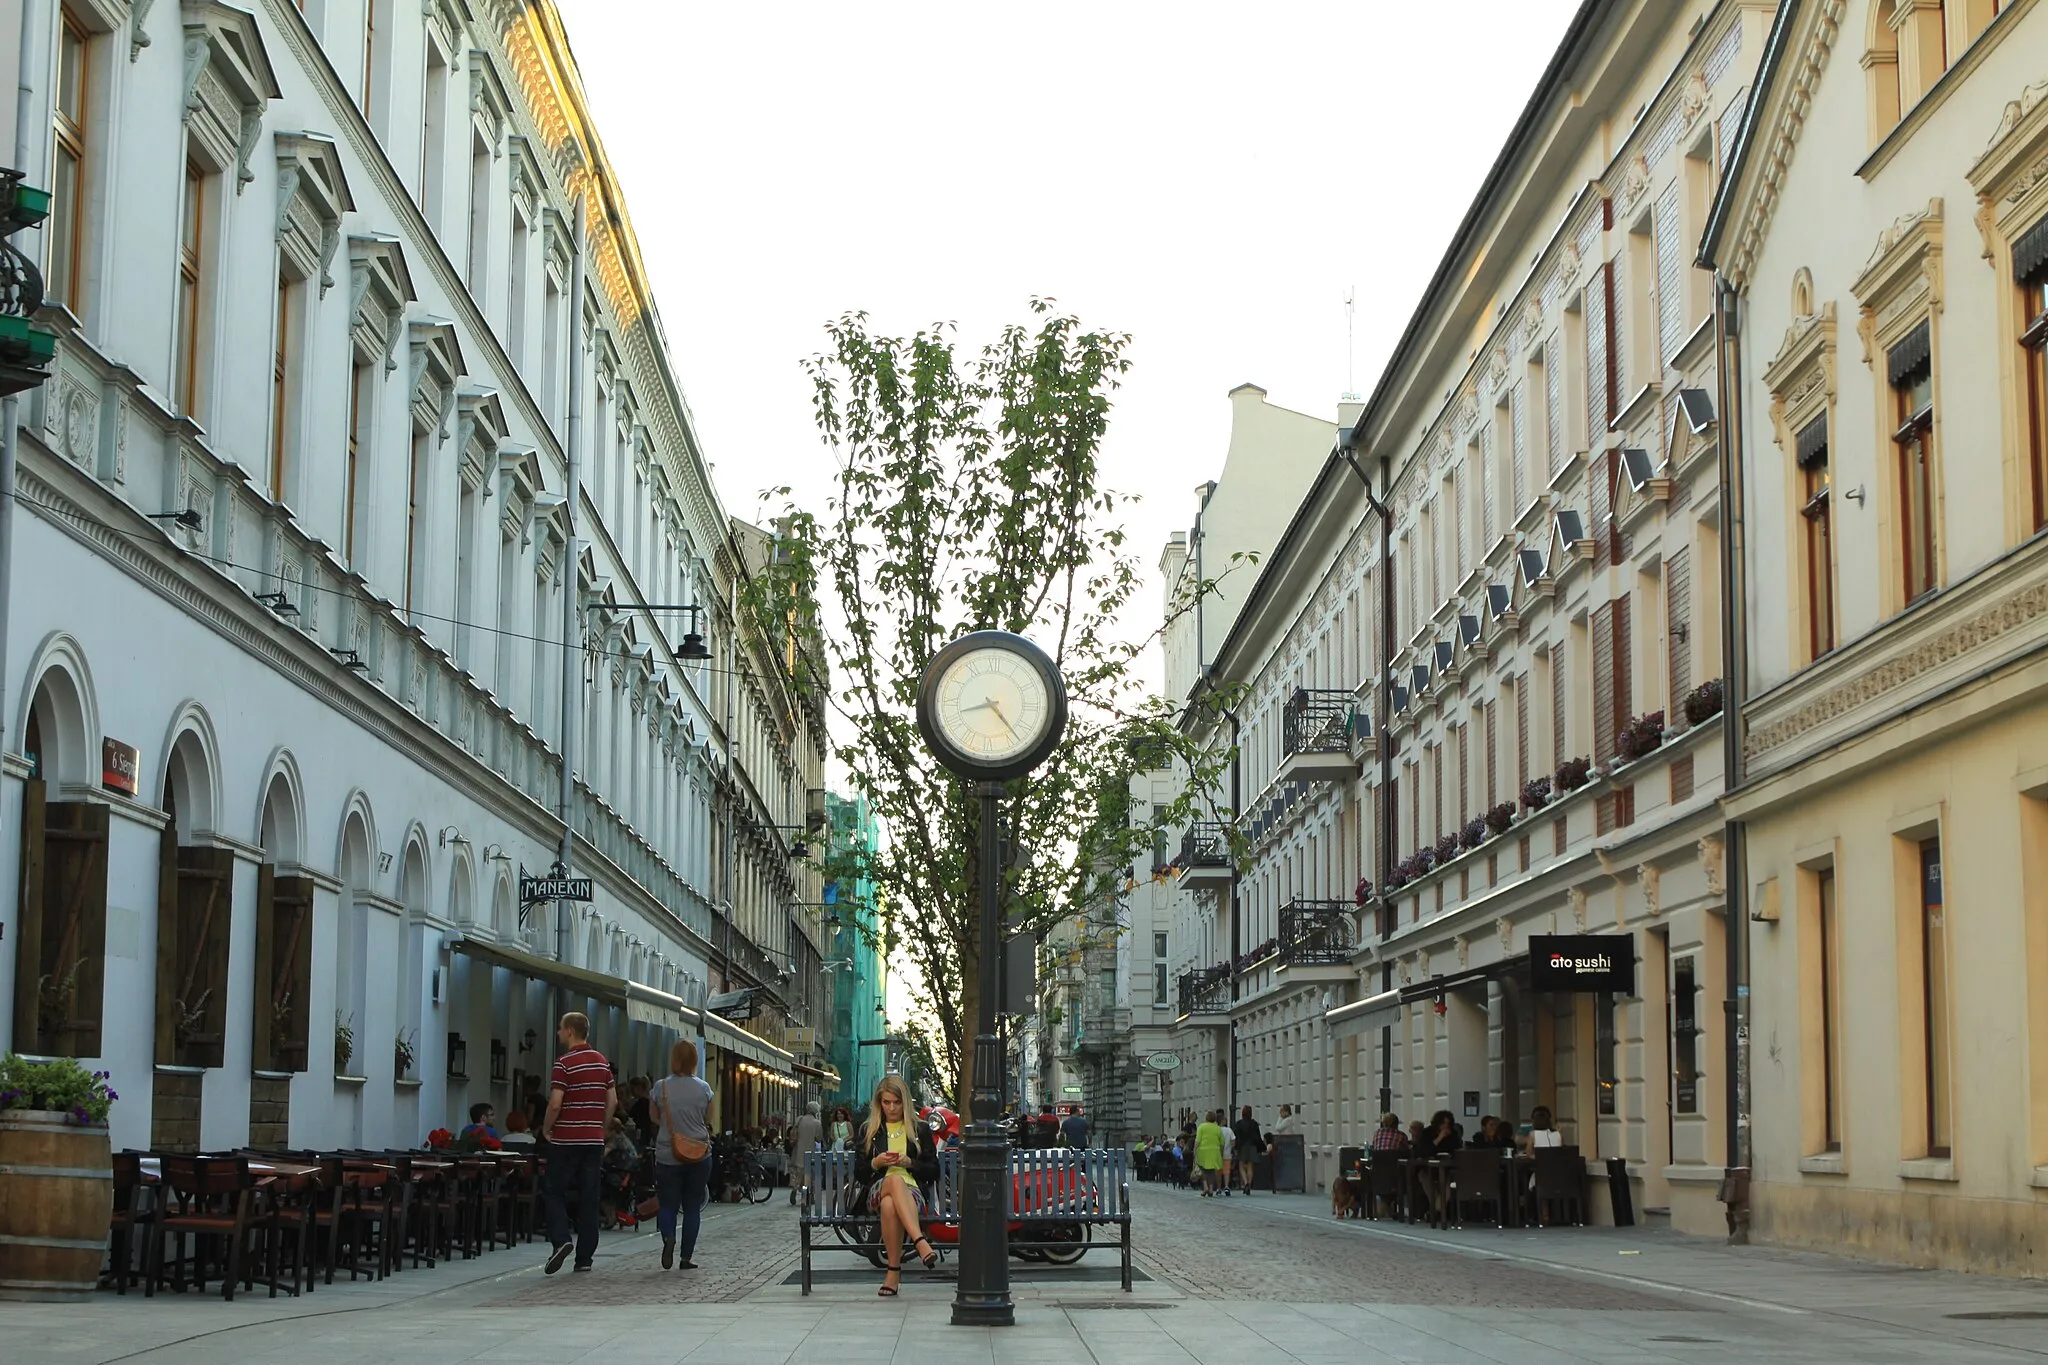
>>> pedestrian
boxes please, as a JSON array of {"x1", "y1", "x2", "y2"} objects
[
  {"x1": 1060, "y1": 1106, "x2": 1091, "y2": 1149},
  {"x1": 1193, "y1": 1110, "x2": 1226, "y2": 1196},
  {"x1": 856, "y1": 1074, "x2": 939, "y2": 1297},
  {"x1": 625, "y1": 1075, "x2": 656, "y2": 1150},
  {"x1": 541, "y1": 1011, "x2": 616, "y2": 1275},
  {"x1": 789, "y1": 1101, "x2": 824, "y2": 1205},
  {"x1": 1269, "y1": 1103, "x2": 1297, "y2": 1138},
  {"x1": 1232, "y1": 1105, "x2": 1266, "y2": 1194},
  {"x1": 651, "y1": 1037, "x2": 714, "y2": 1270},
  {"x1": 830, "y1": 1105, "x2": 854, "y2": 1152}
]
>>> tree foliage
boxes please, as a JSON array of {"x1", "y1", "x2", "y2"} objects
[{"x1": 744, "y1": 302, "x2": 1241, "y2": 1108}]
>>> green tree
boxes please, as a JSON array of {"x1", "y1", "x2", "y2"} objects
[{"x1": 746, "y1": 302, "x2": 1242, "y2": 1110}]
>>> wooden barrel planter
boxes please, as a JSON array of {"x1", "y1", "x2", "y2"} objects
[{"x1": 0, "y1": 1110, "x2": 112, "y2": 1301}]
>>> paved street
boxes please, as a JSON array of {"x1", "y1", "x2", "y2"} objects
[{"x1": 13, "y1": 1184, "x2": 2048, "y2": 1363}]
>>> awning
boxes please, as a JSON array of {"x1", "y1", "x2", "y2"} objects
[
  {"x1": 794, "y1": 1060, "x2": 840, "y2": 1086},
  {"x1": 450, "y1": 935, "x2": 696, "y2": 1033},
  {"x1": 1398, "y1": 953, "x2": 1531, "y2": 1004},
  {"x1": 1325, "y1": 987, "x2": 1402, "y2": 1038},
  {"x1": 700, "y1": 1010, "x2": 796, "y2": 1076}
]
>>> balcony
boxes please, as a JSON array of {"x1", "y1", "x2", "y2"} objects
[
  {"x1": 1279, "y1": 688, "x2": 1360, "y2": 784},
  {"x1": 1176, "y1": 822, "x2": 1233, "y2": 894},
  {"x1": 1277, "y1": 899, "x2": 1357, "y2": 983},
  {"x1": 1073, "y1": 1006, "x2": 1131, "y2": 1053},
  {"x1": 1174, "y1": 964, "x2": 1232, "y2": 1027}
]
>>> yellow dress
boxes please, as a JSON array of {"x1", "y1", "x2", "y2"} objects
[{"x1": 886, "y1": 1121, "x2": 918, "y2": 1189}]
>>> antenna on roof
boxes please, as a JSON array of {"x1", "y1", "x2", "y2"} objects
[{"x1": 1342, "y1": 287, "x2": 1360, "y2": 402}]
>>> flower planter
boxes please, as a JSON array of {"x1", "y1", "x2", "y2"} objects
[{"x1": 0, "y1": 1110, "x2": 112, "y2": 1301}]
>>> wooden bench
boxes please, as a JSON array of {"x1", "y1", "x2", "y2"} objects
[{"x1": 797, "y1": 1146, "x2": 1132, "y2": 1294}]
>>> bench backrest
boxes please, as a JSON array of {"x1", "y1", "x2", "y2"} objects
[{"x1": 801, "y1": 1146, "x2": 1128, "y2": 1219}]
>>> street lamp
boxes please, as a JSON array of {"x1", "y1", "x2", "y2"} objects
[{"x1": 914, "y1": 631, "x2": 1068, "y2": 1328}]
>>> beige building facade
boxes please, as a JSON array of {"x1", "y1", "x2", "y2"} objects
[{"x1": 1704, "y1": 0, "x2": 2048, "y2": 1276}]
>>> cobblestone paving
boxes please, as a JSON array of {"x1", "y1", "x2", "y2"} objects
[
  {"x1": 491, "y1": 1194, "x2": 803, "y2": 1305},
  {"x1": 1128, "y1": 1183, "x2": 1687, "y2": 1309}
]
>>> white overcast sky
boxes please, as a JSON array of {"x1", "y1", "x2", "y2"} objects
[
  {"x1": 556, "y1": 0, "x2": 1584, "y2": 1030},
  {"x1": 558, "y1": 0, "x2": 1583, "y2": 658}
]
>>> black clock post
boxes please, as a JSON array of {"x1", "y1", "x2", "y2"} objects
[{"x1": 914, "y1": 631, "x2": 1067, "y2": 1328}]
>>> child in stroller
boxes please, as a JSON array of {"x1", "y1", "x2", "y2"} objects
[{"x1": 598, "y1": 1116, "x2": 655, "y2": 1230}]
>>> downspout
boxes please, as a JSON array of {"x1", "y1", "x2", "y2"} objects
[
  {"x1": 1339, "y1": 442, "x2": 1396, "y2": 1113},
  {"x1": 1713, "y1": 275, "x2": 1751, "y2": 1243},
  {"x1": 1227, "y1": 705, "x2": 1240, "y2": 1116},
  {"x1": 1, "y1": 0, "x2": 46, "y2": 760}
]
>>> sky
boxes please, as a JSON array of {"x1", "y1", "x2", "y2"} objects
[{"x1": 553, "y1": 0, "x2": 1586, "y2": 1030}]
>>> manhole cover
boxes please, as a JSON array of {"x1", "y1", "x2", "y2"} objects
[
  {"x1": 1946, "y1": 1311, "x2": 2048, "y2": 1321},
  {"x1": 1059, "y1": 1302, "x2": 1176, "y2": 1310},
  {"x1": 1650, "y1": 1338, "x2": 1722, "y2": 1344}
]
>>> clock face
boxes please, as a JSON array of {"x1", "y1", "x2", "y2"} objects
[{"x1": 931, "y1": 644, "x2": 1054, "y2": 768}]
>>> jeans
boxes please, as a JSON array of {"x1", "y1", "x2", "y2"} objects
[
  {"x1": 545, "y1": 1143, "x2": 604, "y2": 1266},
  {"x1": 655, "y1": 1157, "x2": 713, "y2": 1257}
]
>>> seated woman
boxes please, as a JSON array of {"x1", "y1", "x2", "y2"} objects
[
  {"x1": 855, "y1": 1074, "x2": 940, "y2": 1297},
  {"x1": 1521, "y1": 1104, "x2": 1564, "y2": 1152}
]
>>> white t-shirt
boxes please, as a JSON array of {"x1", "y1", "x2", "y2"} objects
[{"x1": 1529, "y1": 1128, "x2": 1564, "y2": 1148}]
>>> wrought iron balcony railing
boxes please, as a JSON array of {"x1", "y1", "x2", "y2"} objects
[
  {"x1": 1282, "y1": 688, "x2": 1358, "y2": 758},
  {"x1": 1176, "y1": 964, "x2": 1232, "y2": 1018},
  {"x1": 1178, "y1": 822, "x2": 1231, "y2": 870},
  {"x1": 1279, "y1": 899, "x2": 1355, "y2": 967}
]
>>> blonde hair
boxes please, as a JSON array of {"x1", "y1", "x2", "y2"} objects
[
  {"x1": 559, "y1": 1011, "x2": 590, "y2": 1042},
  {"x1": 862, "y1": 1074, "x2": 913, "y2": 1147},
  {"x1": 669, "y1": 1038, "x2": 698, "y2": 1076}
]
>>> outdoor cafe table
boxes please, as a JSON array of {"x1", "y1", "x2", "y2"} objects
[{"x1": 136, "y1": 1156, "x2": 327, "y2": 1191}]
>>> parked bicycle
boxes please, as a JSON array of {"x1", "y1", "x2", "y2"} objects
[{"x1": 712, "y1": 1132, "x2": 772, "y2": 1204}]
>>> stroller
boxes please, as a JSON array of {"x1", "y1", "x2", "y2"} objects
[{"x1": 599, "y1": 1141, "x2": 656, "y2": 1230}]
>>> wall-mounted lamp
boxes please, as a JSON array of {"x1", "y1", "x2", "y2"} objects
[
  {"x1": 327, "y1": 647, "x2": 369, "y2": 671},
  {"x1": 145, "y1": 507, "x2": 205, "y2": 531},
  {"x1": 490, "y1": 1038, "x2": 509, "y2": 1081},
  {"x1": 481, "y1": 844, "x2": 511, "y2": 864},
  {"x1": 447, "y1": 1032, "x2": 468, "y2": 1079},
  {"x1": 633, "y1": 602, "x2": 712, "y2": 661},
  {"x1": 520, "y1": 1028, "x2": 538, "y2": 1054},
  {"x1": 438, "y1": 825, "x2": 467, "y2": 847},
  {"x1": 254, "y1": 590, "x2": 300, "y2": 618}
]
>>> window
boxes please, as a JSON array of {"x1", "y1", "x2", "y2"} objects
[
  {"x1": 419, "y1": 45, "x2": 448, "y2": 226},
  {"x1": 1918, "y1": 837, "x2": 1951, "y2": 1157},
  {"x1": 268, "y1": 273, "x2": 298, "y2": 502},
  {"x1": 508, "y1": 211, "x2": 530, "y2": 365},
  {"x1": 404, "y1": 432, "x2": 428, "y2": 615},
  {"x1": 1672, "y1": 954, "x2": 1699, "y2": 1115},
  {"x1": 466, "y1": 132, "x2": 490, "y2": 295},
  {"x1": 1590, "y1": 596, "x2": 1631, "y2": 763},
  {"x1": 2020, "y1": 218, "x2": 2048, "y2": 532},
  {"x1": 344, "y1": 362, "x2": 370, "y2": 565},
  {"x1": 1797, "y1": 416, "x2": 1836, "y2": 658},
  {"x1": 47, "y1": 7, "x2": 90, "y2": 313},
  {"x1": 1890, "y1": 325, "x2": 1938, "y2": 604},
  {"x1": 1817, "y1": 867, "x2": 1842, "y2": 1152},
  {"x1": 174, "y1": 161, "x2": 206, "y2": 419},
  {"x1": 1595, "y1": 991, "x2": 1617, "y2": 1117}
]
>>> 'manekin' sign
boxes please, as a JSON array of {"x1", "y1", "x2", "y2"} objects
[
  {"x1": 519, "y1": 872, "x2": 593, "y2": 905},
  {"x1": 1528, "y1": 934, "x2": 1636, "y2": 993}
]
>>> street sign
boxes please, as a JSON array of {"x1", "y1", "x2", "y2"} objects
[
  {"x1": 519, "y1": 867, "x2": 593, "y2": 907},
  {"x1": 1144, "y1": 1051, "x2": 1182, "y2": 1072},
  {"x1": 1061, "y1": 1084, "x2": 1083, "y2": 1095}
]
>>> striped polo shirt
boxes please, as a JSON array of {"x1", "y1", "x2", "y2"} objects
[{"x1": 549, "y1": 1044, "x2": 613, "y2": 1145}]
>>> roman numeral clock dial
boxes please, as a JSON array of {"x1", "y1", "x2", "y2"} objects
[{"x1": 915, "y1": 631, "x2": 1069, "y2": 781}]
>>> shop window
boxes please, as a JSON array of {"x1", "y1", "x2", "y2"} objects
[
  {"x1": 1917, "y1": 837, "x2": 1951, "y2": 1157},
  {"x1": 1818, "y1": 867, "x2": 1842, "y2": 1151}
]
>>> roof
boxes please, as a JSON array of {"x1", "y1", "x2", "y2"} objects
[{"x1": 1696, "y1": 0, "x2": 1806, "y2": 269}]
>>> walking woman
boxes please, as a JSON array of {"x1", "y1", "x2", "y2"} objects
[
  {"x1": 1193, "y1": 1110, "x2": 1227, "y2": 1196},
  {"x1": 650, "y1": 1038, "x2": 714, "y2": 1270},
  {"x1": 856, "y1": 1074, "x2": 940, "y2": 1296},
  {"x1": 1232, "y1": 1105, "x2": 1266, "y2": 1194}
]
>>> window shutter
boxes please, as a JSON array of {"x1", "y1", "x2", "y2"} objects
[
  {"x1": 1657, "y1": 181, "x2": 1685, "y2": 367},
  {"x1": 155, "y1": 828, "x2": 182, "y2": 1065},
  {"x1": 1551, "y1": 648, "x2": 1567, "y2": 768},
  {"x1": 13, "y1": 780, "x2": 48, "y2": 1048},
  {"x1": 1485, "y1": 700, "x2": 1499, "y2": 808},
  {"x1": 1608, "y1": 448, "x2": 1630, "y2": 564},
  {"x1": 169, "y1": 846, "x2": 235, "y2": 1068},
  {"x1": 1614, "y1": 593, "x2": 1634, "y2": 739},
  {"x1": 1511, "y1": 383, "x2": 1528, "y2": 519},
  {"x1": 1457, "y1": 726, "x2": 1469, "y2": 825},
  {"x1": 1592, "y1": 602, "x2": 1616, "y2": 763},
  {"x1": 1546, "y1": 335, "x2": 1565, "y2": 476},
  {"x1": 1480, "y1": 422, "x2": 1495, "y2": 550},
  {"x1": 1454, "y1": 469, "x2": 1468, "y2": 574},
  {"x1": 1585, "y1": 284, "x2": 1608, "y2": 445},
  {"x1": 25, "y1": 800, "x2": 110, "y2": 1056},
  {"x1": 254, "y1": 868, "x2": 318, "y2": 1073},
  {"x1": 1589, "y1": 445, "x2": 1612, "y2": 554},
  {"x1": 1667, "y1": 548, "x2": 1692, "y2": 702},
  {"x1": 1517, "y1": 674, "x2": 1530, "y2": 790},
  {"x1": 1606, "y1": 254, "x2": 1624, "y2": 419}
]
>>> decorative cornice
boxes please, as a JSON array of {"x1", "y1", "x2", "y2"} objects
[{"x1": 1721, "y1": 0, "x2": 1849, "y2": 288}]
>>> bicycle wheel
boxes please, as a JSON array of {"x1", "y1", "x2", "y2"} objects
[{"x1": 745, "y1": 1163, "x2": 772, "y2": 1203}]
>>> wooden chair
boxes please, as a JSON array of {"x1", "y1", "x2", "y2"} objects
[
  {"x1": 145, "y1": 1155, "x2": 269, "y2": 1300},
  {"x1": 105, "y1": 1151, "x2": 156, "y2": 1294},
  {"x1": 1450, "y1": 1149, "x2": 1506, "y2": 1228},
  {"x1": 1363, "y1": 1150, "x2": 1408, "y2": 1221},
  {"x1": 1530, "y1": 1146, "x2": 1587, "y2": 1226}
]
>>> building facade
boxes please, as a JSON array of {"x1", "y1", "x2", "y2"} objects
[
  {"x1": 823, "y1": 790, "x2": 884, "y2": 1112},
  {"x1": 0, "y1": 0, "x2": 815, "y2": 1153},
  {"x1": 1703, "y1": 0, "x2": 2048, "y2": 1275}
]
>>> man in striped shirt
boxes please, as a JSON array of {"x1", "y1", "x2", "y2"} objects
[{"x1": 542, "y1": 1011, "x2": 617, "y2": 1274}]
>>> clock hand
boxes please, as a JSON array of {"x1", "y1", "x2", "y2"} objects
[{"x1": 987, "y1": 699, "x2": 1019, "y2": 739}]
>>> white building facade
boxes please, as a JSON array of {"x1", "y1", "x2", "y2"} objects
[{"x1": 0, "y1": 0, "x2": 812, "y2": 1153}]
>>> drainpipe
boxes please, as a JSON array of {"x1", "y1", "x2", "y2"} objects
[
  {"x1": 1339, "y1": 440, "x2": 1396, "y2": 1114},
  {"x1": 0, "y1": 0, "x2": 46, "y2": 761},
  {"x1": 1712, "y1": 276, "x2": 1751, "y2": 1243},
  {"x1": 1226, "y1": 704, "x2": 1240, "y2": 1117},
  {"x1": 554, "y1": 191, "x2": 586, "y2": 997}
]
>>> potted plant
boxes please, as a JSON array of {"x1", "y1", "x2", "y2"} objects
[
  {"x1": 1385, "y1": 860, "x2": 1411, "y2": 892},
  {"x1": 335, "y1": 1011, "x2": 357, "y2": 1075},
  {"x1": 1617, "y1": 710, "x2": 1666, "y2": 762},
  {"x1": 1484, "y1": 801, "x2": 1516, "y2": 836},
  {"x1": 1354, "y1": 875, "x2": 1374, "y2": 907},
  {"x1": 394, "y1": 1028, "x2": 417, "y2": 1080},
  {"x1": 1554, "y1": 756, "x2": 1592, "y2": 793},
  {"x1": 1521, "y1": 776, "x2": 1553, "y2": 812},
  {"x1": 1684, "y1": 678, "x2": 1725, "y2": 726},
  {"x1": 1434, "y1": 832, "x2": 1461, "y2": 863},
  {"x1": 0, "y1": 1054, "x2": 118, "y2": 1301},
  {"x1": 1412, "y1": 846, "x2": 1436, "y2": 877},
  {"x1": 1459, "y1": 816, "x2": 1488, "y2": 851}
]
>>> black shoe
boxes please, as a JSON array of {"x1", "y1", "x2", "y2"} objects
[
  {"x1": 545, "y1": 1243, "x2": 572, "y2": 1275},
  {"x1": 573, "y1": 1262, "x2": 593, "y2": 1273},
  {"x1": 661, "y1": 1239, "x2": 674, "y2": 1270},
  {"x1": 679, "y1": 1259, "x2": 697, "y2": 1270}
]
